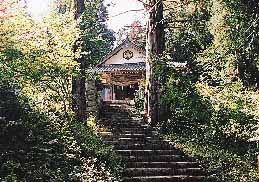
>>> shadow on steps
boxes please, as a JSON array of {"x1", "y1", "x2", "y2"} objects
[{"x1": 98, "y1": 104, "x2": 213, "y2": 182}]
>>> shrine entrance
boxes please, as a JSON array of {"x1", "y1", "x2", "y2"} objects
[
  {"x1": 94, "y1": 39, "x2": 186, "y2": 103},
  {"x1": 98, "y1": 70, "x2": 144, "y2": 102},
  {"x1": 93, "y1": 39, "x2": 146, "y2": 102},
  {"x1": 114, "y1": 84, "x2": 138, "y2": 100}
]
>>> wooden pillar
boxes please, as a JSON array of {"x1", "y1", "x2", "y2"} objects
[{"x1": 112, "y1": 85, "x2": 115, "y2": 100}]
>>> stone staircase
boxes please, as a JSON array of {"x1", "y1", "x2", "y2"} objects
[{"x1": 98, "y1": 104, "x2": 209, "y2": 182}]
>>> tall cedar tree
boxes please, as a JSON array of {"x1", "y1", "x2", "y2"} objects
[
  {"x1": 144, "y1": 0, "x2": 165, "y2": 125},
  {"x1": 72, "y1": 0, "x2": 114, "y2": 122},
  {"x1": 72, "y1": 0, "x2": 87, "y2": 122}
]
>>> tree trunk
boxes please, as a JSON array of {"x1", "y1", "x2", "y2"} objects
[
  {"x1": 72, "y1": 0, "x2": 87, "y2": 122},
  {"x1": 144, "y1": 0, "x2": 165, "y2": 125},
  {"x1": 74, "y1": 0, "x2": 85, "y2": 19}
]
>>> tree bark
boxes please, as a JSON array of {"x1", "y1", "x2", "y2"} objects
[
  {"x1": 144, "y1": 0, "x2": 165, "y2": 125},
  {"x1": 74, "y1": 0, "x2": 85, "y2": 19},
  {"x1": 72, "y1": 0, "x2": 87, "y2": 122}
]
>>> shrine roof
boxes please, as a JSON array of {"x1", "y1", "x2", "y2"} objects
[
  {"x1": 94, "y1": 39, "x2": 187, "y2": 73},
  {"x1": 93, "y1": 62, "x2": 187, "y2": 73},
  {"x1": 95, "y1": 63, "x2": 145, "y2": 73},
  {"x1": 98, "y1": 39, "x2": 145, "y2": 66}
]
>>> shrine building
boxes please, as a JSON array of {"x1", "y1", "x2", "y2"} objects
[{"x1": 95, "y1": 39, "x2": 186, "y2": 103}]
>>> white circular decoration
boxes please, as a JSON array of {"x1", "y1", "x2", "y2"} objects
[{"x1": 123, "y1": 50, "x2": 133, "y2": 60}]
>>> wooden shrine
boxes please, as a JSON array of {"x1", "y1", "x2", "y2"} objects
[
  {"x1": 95, "y1": 40, "x2": 145, "y2": 102},
  {"x1": 95, "y1": 39, "x2": 186, "y2": 102}
]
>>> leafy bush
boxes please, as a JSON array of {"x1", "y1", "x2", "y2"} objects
[
  {"x1": 159, "y1": 69, "x2": 259, "y2": 182},
  {"x1": 0, "y1": 89, "x2": 121, "y2": 182},
  {"x1": 161, "y1": 1, "x2": 259, "y2": 181}
]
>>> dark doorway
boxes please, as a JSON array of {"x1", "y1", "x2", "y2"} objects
[{"x1": 114, "y1": 84, "x2": 138, "y2": 100}]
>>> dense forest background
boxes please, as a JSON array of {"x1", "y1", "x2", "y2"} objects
[
  {"x1": 158, "y1": 0, "x2": 259, "y2": 181},
  {"x1": 0, "y1": 0, "x2": 259, "y2": 181}
]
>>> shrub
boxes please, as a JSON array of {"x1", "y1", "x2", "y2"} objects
[
  {"x1": 159, "y1": 68, "x2": 259, "y2": 182},
  {"x1": 0, "y1": 89, "x2": 121, "y2": 182}
]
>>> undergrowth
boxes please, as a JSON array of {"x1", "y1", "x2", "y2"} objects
[
  {"x1": 0, "y1": 86, "x2": 122, "y2": 182},
  {"x1": 159, "y1": 69, "x2": 259, "y2": 182}
]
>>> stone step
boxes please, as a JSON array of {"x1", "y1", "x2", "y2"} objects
[
  {"x1": 125, "y1": 162, "x2": 199, "y2": 168},
  {"x1": 101, "y1": 116, "x2": 133, "y2": 120},
  {"x1": 101, "y1": 123, "x2": 148, "y2": 128},
  {"x1": 101, "y1": 133, "x2": 160, "y2": 140},
  {"x1": 104, "y1": 137, "x2": 162, "y2": 143},
  {"x1": 100, "y1": 132, "x2": 153, "y2": 137},
  {"x1": 115, "y1": 149, "x2": 183, "y2": 156},
  {"x1": 101, "y1": 112, "x2": 129, "y2": 116},
  {"x1": 103, "y1": 121, "x2": 142, "y2": 123},
  {"x1": 101, "y1": 134, "x2": 158, "y2": 140},
  {"x1": 101, "y1": 134, "x2": 156, "y2": 139},
  {"x1": 99, "y1": 105, "x2": 208, "y2": 182},
  {"x1": 104, "y1": 139, "x2": 170, "y2": 145},
  {"x1": 103, "y1": 134, "x2": 157, "y2": 138},
  {"x1": 123, "y1": 175, "x2": 207, "y2": 182},
  {"x1": 123, "y1": 168, "x2": 205, "y2": 177},
  {"x1": 113, "y1": 143, "x2": 177, "y2": 150},
  {"x1": 101, "y1": 119, "x2": 143, "y2": 123},
  {"x1": 106, "y1": 127, "x2": 155, "y2": 132},
  {"x1": 121, "y1": 155, "x2": 196, "y2": 162},
  {"x1": 103, "y1": 129, "x2": 155, "y2": 134},
  {"x1": 102, "y1": 113, "x2": 131, "y2": 116},
  {"x1": 117, "y1": 130, "x2": 158, "y2": 135},
  {"x1": 101, "y1": 111, "x2": 136, "y2": 114},
  {"x1": 98, "y1": 131, "x2": 113, "y2": 135}
]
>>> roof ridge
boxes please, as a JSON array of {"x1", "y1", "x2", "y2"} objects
[{"x1": 97, "y1": 39, "x2": 145, "y2": 66}]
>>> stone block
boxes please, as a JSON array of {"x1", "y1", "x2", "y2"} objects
[
  {"x1": 87, "y1": 101, "x2": 97, "y2": 107},
  {"x1": 86, "y1": 90, "x2": 96, "y2": 96}
]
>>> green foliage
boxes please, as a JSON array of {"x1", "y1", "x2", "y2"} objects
[
  {"x1": 166, "y1": 134, "x2": 258, "y2": 182},
  {"x1": 160, "y1": 69, "x2": 211, "y2": 125},
  {"x1": 161, "y1": 1, "x2": 259, "y2": 180},
  {"x1": 0, "y1": 4, "x2": 79, "y2": 116},
  {"x1": 0, "y1": 1, "x2": 121, "y2": 181},
  {"x1": 0, "y1": 89, "x2": 121, "y2": 181},
  {"x1": 196, "y1": 0, "x2": 259, "y2": 86},
  {"x1": 76, "y1": 0, "x2": 115, "y2": 67},
  {"x1": 159, "y1": 69, "x2": 259, "y2": 181}
]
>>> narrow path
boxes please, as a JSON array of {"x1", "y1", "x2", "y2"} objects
[{"x1": 98, "y1": 104, "x2": 209, "y2": 182}]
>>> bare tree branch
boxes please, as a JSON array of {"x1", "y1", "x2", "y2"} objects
[{"x1": 108, "y1": 9, "x2": 145, "y2": 19}]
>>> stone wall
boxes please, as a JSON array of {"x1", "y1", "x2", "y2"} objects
[{"x1": 85, "y1": 79, "x2": 101, "y2": 118}]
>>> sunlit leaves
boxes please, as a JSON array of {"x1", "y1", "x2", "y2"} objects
[
  {"x1": 75, "y1": 0, "x2": 115, "y2": 66},
  {"x1": 0, "y1": 2, "x2": 80, "y2": 115},
  {"x1": 161, "y1": 1, "x2": 259, "y2": 181}
]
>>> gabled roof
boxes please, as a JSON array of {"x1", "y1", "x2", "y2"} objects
[
  {"x1": 95, "y1": 63, "x2": 145, "y2": 73},
  {"x1": 93, "y1": 62, "x2": 186, "y2": 73},
  {"x1": 98, "y1": 38, "x2": 145, "y2": 66},
  {"x1": 93, "y1": 39, "x2": 187, "y2": 73}
]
